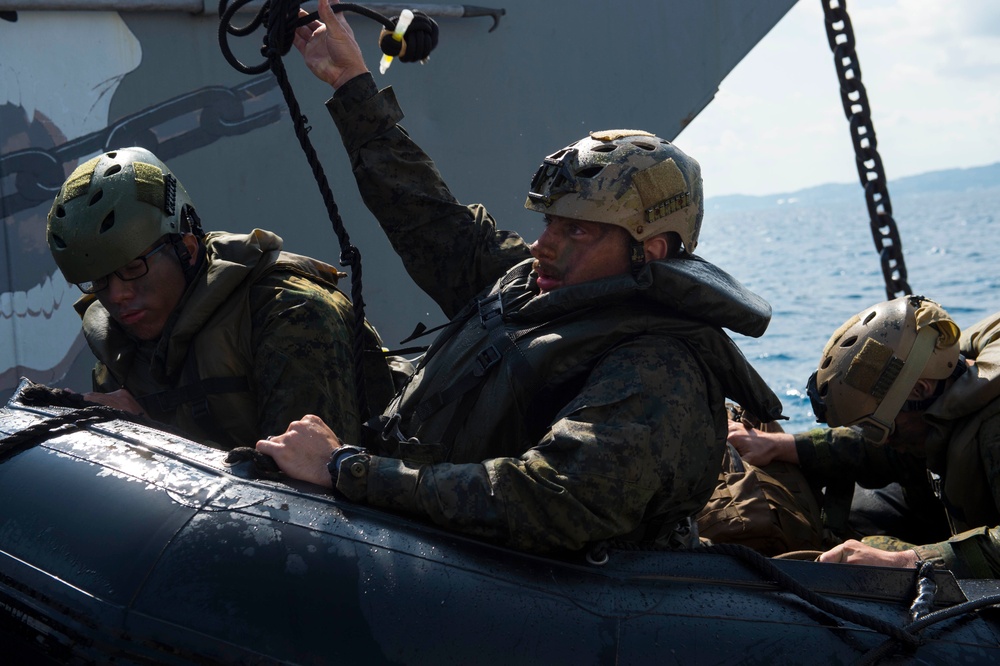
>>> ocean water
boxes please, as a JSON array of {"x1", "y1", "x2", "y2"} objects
[{"x1": 697, "y1": 185, "x2": 1000, "y2": 433}]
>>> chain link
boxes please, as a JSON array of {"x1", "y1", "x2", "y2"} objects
[
  {"x1": 821, "y1": 0, "x2": 912, "y2": 299},
  {"x1": 0, "y1": 74, "x2": 283, "y2": 219}
]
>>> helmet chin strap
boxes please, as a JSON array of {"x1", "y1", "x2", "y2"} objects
[
  {"x1": 168, "y1": 232, "x2": 204, "y2": 285},
  {"x1": 168, "y1": 205, "x2": 207, "y2": 284},
  {"x1": 856, "y1": 325, "x2": 940, "y2": 443},
  {"x1": 629, "y1": 239, "x2": 646, "y2": 278}
]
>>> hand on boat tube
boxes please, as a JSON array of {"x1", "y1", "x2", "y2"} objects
[
  {"x1": 293, "y1": 0, "x2": 370, "y2": 90},
  {"x1": 82, "y1": 389, "x2": 146, "y2": 417},
  {"x1": 818, "y1": 539, "x2": 920, "y2": 568},
  {"x1": 727, "y1": 420, "x2": 799, "y2": 467},
  {"x1": 256, "y1": 414, "x2": 341, "y2": 488}
]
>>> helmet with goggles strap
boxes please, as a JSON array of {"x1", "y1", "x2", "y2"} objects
[
  {"x1": 523, "y1": 130, "x2": 703, "y2": 253},
  {"x1": 47, "y1": 146, "x2": 198, "y2": 285},
  {"x1": 807, "y1": 295, "x2": 961, "y2": 443}
]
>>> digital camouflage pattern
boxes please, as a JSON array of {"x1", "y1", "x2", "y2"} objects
[
  {"x1": 83, "y1": 229, "x2": 394, "y2": 449},
  {"x1": 325, "y1": 73, "x2": 782, "y2": 554},
  {"x1": 246, "y1": 270, "x2": 395, "y2": 445},
  {"x1": 793, "y1": 425, "x2": 946, "y2": 542}
]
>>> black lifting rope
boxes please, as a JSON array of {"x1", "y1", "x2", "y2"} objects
[
  {"x1": 218, "y1": 1, "x2": 438, "y2": 419},
  {"x1": 821, "y1": 0, "x2": 912, "y2": 300}
]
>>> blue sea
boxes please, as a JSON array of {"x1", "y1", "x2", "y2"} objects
[{"x1": 697, "y1": 184, "x2": 1000, "y2": 433}]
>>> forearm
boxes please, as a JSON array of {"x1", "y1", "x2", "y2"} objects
[
  {"x1": 912, "y1": 526, "x2": 1000, "y2": 579},
  {"x1": 325, "y1": 74, "x2": 531, "y2": 316},
  {"x1": 336, "y1": 450, "x2": 655, "y2": 554},
  {"x1": 794, "y1": 426, "x2": 917, "y2": 488}
]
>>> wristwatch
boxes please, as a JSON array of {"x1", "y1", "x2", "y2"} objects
[{"x1": 327, "y1": 445, "x2": 369, "y2": 490}]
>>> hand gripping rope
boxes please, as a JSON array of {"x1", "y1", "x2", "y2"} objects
[{"x1": 218, "y1": 1, "x2": 438, "y2": 420}]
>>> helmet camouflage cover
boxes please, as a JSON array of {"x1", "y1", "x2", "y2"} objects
[
  {"x1": 46, "y1": 146, "x2": 194, "y2": 284},
  {"x1": 809, "y1": 295, "x2": 961, "y2": 443},
  {"x1": 523, "y1": 129, "x2": 703, "y2": 252}
]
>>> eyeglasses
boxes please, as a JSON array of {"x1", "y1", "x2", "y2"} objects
[{"x1": 77, "y1": 240, "x2": 169, "y2": 294}]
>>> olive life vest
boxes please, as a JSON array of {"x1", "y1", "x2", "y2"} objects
[
  {"x1": 78, "y1": 229, "x2": 390, "y2": 449},
  {"x1": 371, "y1": 256, "x2": 784, "y2": 467},
  {"x1": 925, "y1": 312, "x2": 1000, "y2": 532}
]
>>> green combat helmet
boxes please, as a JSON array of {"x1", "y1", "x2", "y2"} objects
[
  {"x1": 47, "y1": 146, "x2": 196, "y2": 284},
  {"x1": 807, "y1": 295, "x2": 961, "y2": 444},
  {"x1": 523, "y1": 129, "x2": 703, "y2": 253}
]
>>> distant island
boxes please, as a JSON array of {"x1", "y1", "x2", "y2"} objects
[{"x1": 706, "y1": 161, "x2": 1000, "y2": 213}]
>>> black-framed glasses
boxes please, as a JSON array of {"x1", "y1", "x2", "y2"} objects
[{"x1": 77, "y1": 240, "x2": 169, "y2": 294}]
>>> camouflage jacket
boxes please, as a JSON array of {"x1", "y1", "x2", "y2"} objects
[
  {"x1": 794, "y1": 425, "x2": 945, "y2": 537},
  {"x1": 796, "y1": 311, "x2": 1000, "y2": 577},
  {"x1": 913, "y1": 311, "x2": 1000, "y2": 577},
  {"x1": 325, "y1": 74, "x2": 783, "y2": 554},
  {"x1": 79, "y1": 229, "x2": 393, "y2": 449}
]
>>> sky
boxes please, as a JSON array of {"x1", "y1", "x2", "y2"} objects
[{"x1": 677, "y1": 0, "x2": 1000, "y2": 198}]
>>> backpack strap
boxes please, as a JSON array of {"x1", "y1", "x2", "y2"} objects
[{"x1": 136, "y1": 351, "x2": 250, "y2": 446}]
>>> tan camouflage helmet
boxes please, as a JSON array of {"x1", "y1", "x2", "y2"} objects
[
  {"x1": 524, "y1": 129, "x2": 703, "y2": 252},
  {"x1": 807, "y1": 295, "x2": 961, "y2": 443},
  {"x1": 46, "y1": 146, "x2": 194, "y2": 284}
]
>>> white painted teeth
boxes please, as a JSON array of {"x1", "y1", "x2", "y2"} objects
[{"x1": 1, "y1": 270, "x2": 75, "y2": 319}]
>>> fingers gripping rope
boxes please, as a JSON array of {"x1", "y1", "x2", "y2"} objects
[{"x1": 218, "y1": 1, "x2": 439, "y2": 75}]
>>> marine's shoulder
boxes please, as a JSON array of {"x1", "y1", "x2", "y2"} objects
[{"x1": 591, "y1": 334, "x2": 706, "y2": 387}]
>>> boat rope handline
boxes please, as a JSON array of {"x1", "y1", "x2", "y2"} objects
[
  {"x1": 909, "y1": 560, "x2": 938, "y2": 622},
  {"x1": 603, "y1": 539, "x2": 925, "y2": 649},
  {"x1": 820, "y1": 0, "x2": 912, "y2": 300},
  {"x1": 859, "y1": 591, "x2": 1000, "y2": 664},
  {"x1": 698, "y1": 543, "x2": 922, "y2": 649},
  {"x1": 0, "y1": 381, "x2": 191, "y2": 462},
  {"x1": 0, "y1": 406, "x2": 125, "y2": 462},
  {"x1": 217, "y1": 1, "x2": 439, "y2": 420},
  {"x1": 703, "y1": 544, "x2": 1000, "y2": 663}
]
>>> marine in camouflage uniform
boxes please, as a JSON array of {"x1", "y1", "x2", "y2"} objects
[
  {"x1": 302, "y1": 72, "x2": 784, "y2": 555},
  {"x1": 793, "y1": 425, "x2": 950, "y2": 545},
  {"x1": 47, "y1": 148, "x2": 393, "y2": 450},
  {"x1": 804, "y1": 297, "x2": 1000, "y2": 577}
]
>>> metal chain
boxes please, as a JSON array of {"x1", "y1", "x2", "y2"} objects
[
  {"x1": 0, "y1": 74, "x2": 283, "y2": 219},
  {"x1": 821, "y1": 0, "x2": 912, "y2": 299}
]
